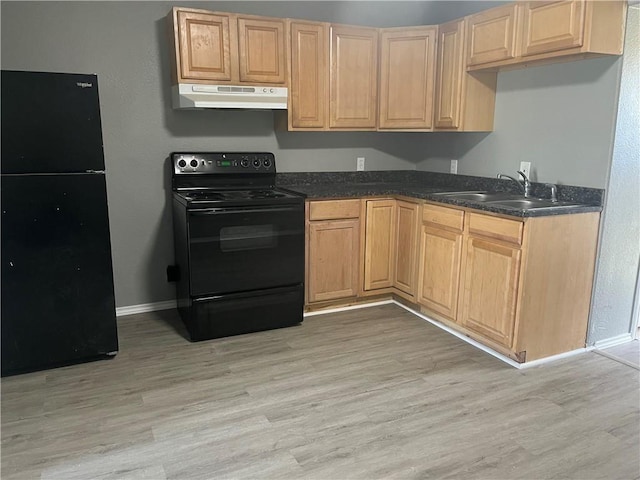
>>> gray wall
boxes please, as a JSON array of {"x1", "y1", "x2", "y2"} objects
[
  {"x1": 416, "y1": 58, "x2": 623, "y2": 188},
  {"x1": 588, "y1": 5, "x2": 640, "y2": 344},
  {"x1": 414, "y1": 0, "x2": 622, "y2": 189},
  {"x1": 0, "y1": 1, "x2": 436, "y2": 308}
]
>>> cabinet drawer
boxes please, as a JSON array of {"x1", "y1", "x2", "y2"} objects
[
  {"x1": 422, "y1": 204, "x2": 464, "y2": 231},
  {"x1": 468, "y1": 213, "x2": 523, "y2": 245},
  {"x1": 308, "y1": 199, "x2": 360, "y2": 220}
]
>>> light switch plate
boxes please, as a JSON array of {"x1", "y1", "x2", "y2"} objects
[
  {"x1": 519, "y1": 161, "x2": 531, "y2": 178},
  {"x1": 450, "y1": 159, "x2": 458, "y2": 174}
]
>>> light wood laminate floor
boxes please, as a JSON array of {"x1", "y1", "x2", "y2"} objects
[{"x1": 2, "y1": 305, "x2": 639, "y2": 479}]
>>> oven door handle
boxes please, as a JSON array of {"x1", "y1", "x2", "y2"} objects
[{"x1": 189, "y1": 206, "x2": 302, "y2": 215}]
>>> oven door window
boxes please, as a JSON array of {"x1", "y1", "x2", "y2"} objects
[
  {"x1": 219, "y1": 224, "x2": 276, "y2": 252},
  {"x1": 187, "y1": 205, "x2": 304, "y2": 296}
]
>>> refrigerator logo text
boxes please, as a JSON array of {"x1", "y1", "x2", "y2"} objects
[{"x1": 76, "y1": 82, "x2": 93, "y2": 88}]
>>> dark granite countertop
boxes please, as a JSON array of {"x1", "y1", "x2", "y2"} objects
[{"x1": 277, "y1": 171, "x2": 603, "y2": 219}]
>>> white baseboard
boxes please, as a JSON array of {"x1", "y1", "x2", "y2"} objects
[
  {"x1": 303, "y1": 300, "x2": 394, "y2": 317},
  {"x1": 593, "y1": 333, "x2": 634, "y2": 350},
  {"x1": 307, "y1": 299, "x2": 594, "y2": 369},
  {"x1": 517, "y1": 347, "x2": 593, "y2": 369},
  {"x1": 118, "y1": 297, "x2": 603, "y2": 368},
  {"x1": 116, "y1": 300, "x2": 177, "y2": 317},
  {"x1": 391, "y1": 301, "x2": 523, "y2": 369}
]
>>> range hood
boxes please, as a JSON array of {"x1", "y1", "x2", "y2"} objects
[{"x1": 172, "y1": 83, "x2": 288, "y2": 110}]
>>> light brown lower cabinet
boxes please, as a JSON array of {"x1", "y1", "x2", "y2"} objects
[
  {"x1": 459, "y1": 235, "x2": 521, "y2": 348},
  {"x1": 362, "y1": 198, "x2": 421, "y2": 297},
  {"x1": 307, "y1": 197, "x2": 600, "y2": 363},
  {"x1": 457, "y1": 212, "x2": 523, "y2": 349},
  {"x1": 393, "y1": 200, "x2": 420, "y2": 297},
  {"x1": 306, "y1": 200, "x2": 360, "y2": 304},
  {"x1": 417, "y1": 206, "x2": 600, "y2": 362},
  {"x1": 417, "y1": 204, "x2": 464, "y2": 321},
  {"x1": 363, "y1": 199, "x2": 397, "y2": 291}
]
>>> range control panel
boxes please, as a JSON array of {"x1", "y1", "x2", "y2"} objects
[{"x1": 172, "y1": 152, "x2": 275, "y2": 174}]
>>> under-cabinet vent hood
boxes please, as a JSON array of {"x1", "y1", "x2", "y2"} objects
[{"x1": 172, "y1": 84, "x2": 288, "y2": 110}]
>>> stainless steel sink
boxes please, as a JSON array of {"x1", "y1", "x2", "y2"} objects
[
  {"x1": 432, "y1": 190, "x2": 487, "y2": 198},
  {"x1": 433, "y1": 192, "x2": 515, "y2": 202},
  {"x1": 431, "y1": 190, "x2": 583, "y2": 210},
  {"x1": 485, "y1": 198, "x2": 581, "y2": 209}
]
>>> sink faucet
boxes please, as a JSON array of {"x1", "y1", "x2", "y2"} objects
[{"x1": 497, "y1": 171, "x2": 531, "y2": 198}]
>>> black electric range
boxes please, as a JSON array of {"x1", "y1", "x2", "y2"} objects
[{"x1": 170, "y1": 152, "x2": 305, "y2": 342}]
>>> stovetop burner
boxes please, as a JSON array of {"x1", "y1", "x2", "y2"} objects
[
  {"x1": 183, "y1": 189, "x2": 290, "y2": 201},
  {"x1": 171, "y1": 152, "x2": 305, "y2": 207},
  {"x1": 174, "y1": 187, "x2": 303, "y2": 208}
]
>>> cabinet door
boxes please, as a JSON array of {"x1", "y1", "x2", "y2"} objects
[
  {"x1": 394, "y1": 201, "x2": 420, "y2": 295},
  {"x1": 290, "y1": 21, "x2": 329, "y2": 129},
  {"x1": 467, "y1": 4, "x2": 519, "y2": 66},
  {"x1": 459, "y1": 236, "x2": 521, "y2": 348},
  {"x1": 177, "y1": 10, "x2": 234, "y2": 82},
  {"x1": 363, "y1": 200, "x2": 396, "y2": 291},
  {"x1": 330, "y1": 26, "x2": 378, "y2": 129},
  {"x1": 237, "y1": 17, "x2": 286, "y2": 84},
  {"x1": 379, "y1": 27, "x2": 436, "y2": 130},
  {"x1": 307, "y1": 219, "x2": 360, "y2": 303},
  {"x1": 417, "y1": 225, "x2": 463, "y2": 321},
  {"x1": 434, "y1": 20, "x2": 464, "y2": 129},
  {"x1": 521, "y1": 1, "x2": 585, "y2": 57}
]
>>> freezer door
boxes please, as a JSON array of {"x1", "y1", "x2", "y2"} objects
[
  {"x1": 1, "y1": 70, "x2": 105, "y2": 174},
  {"x1": 1, "y1": 173, "x2": 118, "y2": 375}
]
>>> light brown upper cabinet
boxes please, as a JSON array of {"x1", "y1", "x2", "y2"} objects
[
  {"x1": 466, "y1": 4, "x2": 520, "y2": 67},
  {"x1": 434, "y1": 19, "x2": 497, "y2": 132},
  {"x1": 467, "y1": 0, "x2": 627, "y2": 71},
  {"x1": 330, "y1": 25, "x2": 379, "y2": 130},
  {"x1": 173, "y1": 9, "x2": 235, "y2": 83},
  {"x1": 521, "y1": 0, "x2": 586, "y2": 56},
  {"x1": 434, "y1": 20, "x2": 464, "y2": 129},
  {"x1": 378, "y1": 27, "x2": 437, "y2": 131},
  {"x1": 289, "y1": 21, "x2": 329, "y2": 130},
  {"x1": 288, "y1": 20, "x2": 329, "y2": 130},
  {"x1": 237, "y1": 16, "x2": 286, "y2": 84},
  {"x1": 169, "y1": 7, "x2": 286, "y2": 85}
]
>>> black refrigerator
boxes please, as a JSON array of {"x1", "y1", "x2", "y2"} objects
[{"x1": 1, "y1": 70, "x2": 118, "y2": 376}]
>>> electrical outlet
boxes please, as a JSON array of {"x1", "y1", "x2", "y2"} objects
[
  {"x1": 450, "y1": 159, "x2": 458, "y2": 174},
  {"x1": 357, "y1": 157, "x2": 365, "y2": 171},
  {"x1": 519, "y1": 161, "x2": 531, "y2": 179}
]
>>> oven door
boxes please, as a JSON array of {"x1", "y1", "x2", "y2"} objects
[{"x1": 187, "y1": 203, "x2": 304, "y2": 296}]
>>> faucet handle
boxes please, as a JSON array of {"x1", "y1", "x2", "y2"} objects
[{"x1": 545, "y1": 183, "x2": 558, "y2": 203}]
